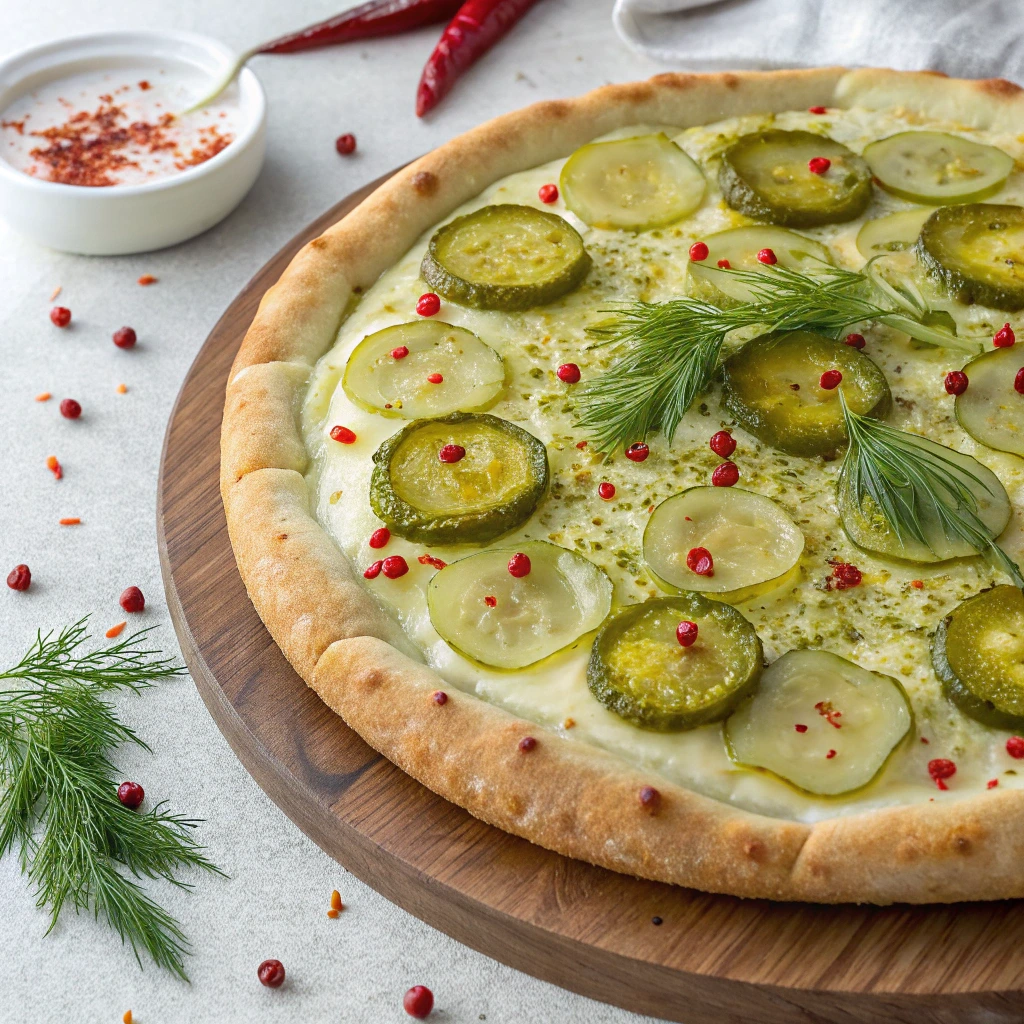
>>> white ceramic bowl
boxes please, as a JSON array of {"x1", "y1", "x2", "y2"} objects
[{"x1": 0, "y1": 31, "x2": 266, "y2": 255}]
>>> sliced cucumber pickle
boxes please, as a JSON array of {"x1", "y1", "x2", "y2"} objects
[
  {"x1": 721, "y1": 330, "x2": 891, "y2": 457},
  {"x1": 918, "y1": 203, "x2": 1024, "y2": 311},
  {"x1": 643, "y1": 487, "x2": 803, "y2": 603},
  {"x1": 587, "y1": 595, "x2": 763, "y2": 731},
  {"x1": 956, "y1": 345, "x2": 1024, "y2": 455},
  {"x1": 559, "y1": 133, "x2": 705, "y2": 231},
  {"x1": 370, "y1": 413, "x2": 548, "y2": 544},
  {"x1": 724, "y1": 650, "x2": 912, "y2": 796},
  {"x1": 839, "y1": 431, "x2": 1010, "y2": 562},
  {"x1": 343, "y1": 321, "x2": 505, "y2": 419},
  {"x1": 864, "y1": 131, "x2": 1014, "y2": 205},
  {"x1": 933, "y1": 586, "x2": 1024, "y2": 729},
  {"x1": 719, "y1": 130, "x2": 872, "y2": 228},
  {"x1": 420, "y1": 204, "x2": 591, "y2": 311},
  {"x1": 427, "y1": 540, "x2": 611, "y2": 670},
  {"x1": 688, "y1": 226, "x2": 832, "y2": 305},
  {"x1": 855, "y1": 208, "x2": 932, "y2": 260}
]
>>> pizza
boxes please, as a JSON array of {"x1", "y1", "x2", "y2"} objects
[{"x1": 222, "y1": 67, "x2": 1024, "y2": 904}]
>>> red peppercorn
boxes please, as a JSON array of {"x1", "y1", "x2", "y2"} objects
[
  {"x1": 117, "y1": 781, "x2": 145, "y2": 809},
  {"x1": 844, "y1": 333, "x2": 866, "y2": 350},
  {"x1": 686, "y1": 547, "x2": 714, "y2": 577},
  {"x1": 756, "y1": 248, "x2": 777, "y2": 265},
  {"x1": 1015, "y1": 368, "x2": 1024, "y2": 395},
  {"x1": 113, "y1": 326, "x2": 137, "y2": 349},
  {"x1": 1007, "y1": 736, "x2": 1024, "y2": 759},
  {"x1": 391, "y1": 345, "x2": 409, "y2": 360},
  {"x1": 598, "y1": 481, "x2": 616, "y2": 500},
  {"x1": 638, "y1": 785, "x2": 661, "y2": 812},
  {"x1": 519, "y1": 736, "x2": 537, "y2": 752},
  {"x1": 794, "y1": 723, "x2": 808, "y2": 733},
  {"x1": 709, "y1": 430, "x2": 736, "y2": 457},
  {"x1": 944, "y1": 370, "x2": 968, "y2": 396},
  {"x1": 382, "y1": 556, "x2": 409, "y2": 579},
  {"x1": 119, "y1": 586, "x2": 145, "y2": 613},
  {"x1": 60, "y1": 398, "x2": 82, "y2": 419},
  {"x1": 826, "y1": 749, "x2": 837, "y2": 759},
  {"x1": 417, "y1": 293, "x2": 441, "y2": 317},
  {"x1": 508, "y1": 552, "x2": 531, "y2": 578},
  {"x1": 626, "y1": 442, "x2": 649, "y2": 462},
  {"x1": 928, "y1": 758, "x2": 957, "y2": 790},
  {"x1": 258, "y1": 959, "x2": 286, "y2": 988},
  {"x1": 819, "y1": 369, "x2": 843, "y2": 390},
  {"x1": 432, "y1": 691, "x2": 448, "y2": 706},
  {"x1": 676, "y1": 620, "x2": 698, "y2": 647},
  {"x1": 808, "y1": 156, "x2": 831, "y2": 175},
  {"x1": 717, "y1": 258, "x2": 731, "y2": 269},
  {"x1": 438, "y1": 443, "x2": 466, "y2": 463},
  {"x1": 7, "y1": 564, "x2": 31, "y2": 591},
  {"x1": 330, "y1": 425, "x2": 357, "y2": 444},
  {"x1": 988, "y1": 778, "x2": 1000, "y2": 789},
  {"x1": 830, "y1": 562, "x2": 862, "y2": 589},
  {"x1": 557, "y1": 362, "x2": 581, "y2": 384},
  {"x1": 538, "y1": 183, "x2": 559, "y2": 204},
  {"x1": 369, "y1": 527, "x2": 390, "y2": 549},
  {"x1": 994, "y1": 323, "x2": 1016, "y2": 347},
  {"x1": 364, "y1": 560, "x2": 383, "y2": 579},
  {"x1": 426, "y1": 372, "x2": 443, "y2": 384},
  {"x1": 711, "y1": 461, "x2": 739, "y2": 487},
  {"x1": 688, "y1": 241, "x2": 709, "y2": 262},
  {"x1": 809, "y1": 105, "x2": 827, "y2": 114},
  {"x1": 403, "y1": 985, "x2": 434, "y2": 1019},
  {"x1": 335, "y1": 133, "x2": 356, "y2": 155},
  {"x1": 50, "y1": 306, "x2": 71, "y2": 327}
]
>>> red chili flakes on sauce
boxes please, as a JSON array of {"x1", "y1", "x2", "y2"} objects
[
  {"x1": 175, "y1": 124, "x2": 233, "y2": 170},
  {"x1": 828, "y1": 561, "x2": 862, "y2": 589},
  {"x1": 815, "y1": 700, "x2": 842, "y2": 728},
  {"x1": 417, "y1": 553, "x2": 446, "y2": 570},
  {"x1": 928, "y1": 758, "x2": 957, "y2": 790},
  {"x1": 484, "y1": 595, "x2": 497, "y2": 607},
  {"x1": 575, "y1": 440, "x2": 588, "y2": 450}
]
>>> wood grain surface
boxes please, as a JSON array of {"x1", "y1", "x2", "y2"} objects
[{"x1": 157, "y1": 172, "x2": 1024, "y2": 1024}]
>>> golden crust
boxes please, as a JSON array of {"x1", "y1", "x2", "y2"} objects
[{"x1": 222, "y1": 68, "x2": 1024, "y2": 903}]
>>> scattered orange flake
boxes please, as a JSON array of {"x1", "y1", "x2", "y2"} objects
[
  {"x1": 46, "y1": 455, "x2": 62, "y2": 479},
  {"x1": 123, "y1": 1011, "x2": 133, "y2": 1024},
  {"x1": 330, "y1": 889, "x2": 343, "y2": 912},
  {"x1": 327, "y1": 909, "x2": 340, "y2": 919},
  {"x1": 138, "y1": 274, "x2": 157, "y2": 286},
  {"x1": 59, "y1": 517, "x2": 81, "y2": 526},
  {"x1": 910, "y1": 580, "x2": 924, "y2": 589},
  {"x1": 988, "y1": 778, "x2": 999, "y2": 789},
  {"x1": 920, "y1": 736, "x2": 930, "y2": 744},
  {"x1": 35, "y1": 391, "x2": 52, "y2": 402},
  {"x1": 329, "y1": 490, "x2": 342, "y2": 504},
  {"x1": 139, "y1": 80, "x2": 152, "y2": 90},
  {"x1": 563, "y1": 717, "x2": 576, "y2": 729},
  {"x1": 117, "y1": 383, "x2": 128, "y2": 394},
  {"x1": 106, "y1": 622, "x2": 127, "y2": 639},
  {"x1": 49, "y1": 285, "x2": 62, "y2": 301}
]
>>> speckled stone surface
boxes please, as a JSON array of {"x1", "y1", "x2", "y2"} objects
[{"x1": 0, "y1": 2, "x2": 672, "y2": 1022}]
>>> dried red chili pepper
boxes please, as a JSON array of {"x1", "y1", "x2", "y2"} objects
[{"x1": 416, "y1": 0, "x2": 544, "y2": 117}]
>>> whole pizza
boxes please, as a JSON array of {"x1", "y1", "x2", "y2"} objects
[{"x1": 222, "y1": 67, "x2": 1024, "y2": 904}]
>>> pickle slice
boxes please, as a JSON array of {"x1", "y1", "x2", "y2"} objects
[
  {"x1": 721, "y1": 330, "x2": 891, "y2": 457},
  {"x1": 838, "y1": 431, "x2": 1011, "y2": 563},
  {"x1": 343, "y1": 321, "x2": 505, "y2": 419},
  {"x1": 643, "y1": 487, "x2": 803, "y2": 603},
  {"x1": 918, "y1": 203, "x2": 1024, "y2": 311},
  {"x1": 864, "y1": 132, "x2": 1014, "y2": 205},
  {"x1": 559, "y1": 133, "x2": 705, "y2": 231},
  {"x1": 719, "y1": 130, "x2": 872, "y2": 228},
  {"x1": 427, "y1": 540, "x2": 612, "y2": 670},
  {"x1": 370, "y1": 413, "x2": 548, "y2": 544},
  {"x1": 688, "y1": 226, "x2": 832, "y2": 305},
  {"x1": 421, "y1": 204, "x2": 591, "y2": 311},
  {"x1": 587, "y1": 595, "x2": 763, "y2": 731},
  {"x1": 724, "y1": 650, "x2": 912, "y2": 796},
  {"x1": 855, "y1": 208, "x2": 932, "y2": 260},
  {"x1": 933, "y1": 586, "x2": 1024, "y2": 729},
  {"x1": 955, "y1": 346, "x2": 1024, "y2": 456}
]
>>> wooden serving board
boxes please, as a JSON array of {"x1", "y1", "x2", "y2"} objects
[{"x1": 158, "y1": 173, "x2": 1024, "y2": 1024}]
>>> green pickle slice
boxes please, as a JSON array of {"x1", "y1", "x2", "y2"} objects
[
  {"x1": 718, "y1": 130, "x2": 872, "y2": 228},
  {"x1": 932, "y1": 586, "x2": 1024, "y2": 729},
  {"x1": 559, "y1": 133, "x2": 705, "y2": 231},
  {"x1": 421, "y1": 204, "x2": 591, "y2": 311},
  {"x1": 724, "y1": 650, "x2": 912, "y2": 796},
  {"x1": 863, "y1": 131, "x2": 1014, "y2": 205},
  {"x1": 918, "y1": 203, "x2": 1024, "y2": 311},
  {"x1": 370, "y1": 412, "x2": 548, "y2": 544},
  {"x1": 343, "y1": 321, "x2": 505, "y2": 418},
  {"x1": 587, "y1": 595, "x2": 763, "y2": 731},
  {"x1": 643, "y1": 487, "x2": 803, "y2": 603},
  {"x1": 427, "y1": 541, "x2": 612, "y2": 670},
  {"x1": 855, "y1": 208, "x2": 932, "y2": 260},
  {"x1": 721, "y1": 330, "x2": 891, "y2": 457},
  {"x1": 955, "y1": 345, "x2": 1024, "y2": 456}
]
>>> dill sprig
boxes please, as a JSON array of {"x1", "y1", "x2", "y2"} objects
[
  {"x1": 0, "y1": 620, "x2": 222, "y2": 980},
  {"x1": 838, "y1": 394, "x2": 1024, "y2": 588},
  {"x1": 576, "y1": 261, "x2": 976, "y2": 452}
]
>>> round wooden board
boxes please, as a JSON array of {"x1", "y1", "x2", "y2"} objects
[{"x1": 158, "y1": 172, "x2": 1024, "y2": 1024}]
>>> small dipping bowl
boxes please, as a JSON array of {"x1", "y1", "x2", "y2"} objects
[{"x1": 0, "y1": 31, "x2": 266, "y2": 254}]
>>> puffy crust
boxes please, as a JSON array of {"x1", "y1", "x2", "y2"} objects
[{"x1": 222, "y1": 68, "x2": 1024, "y2": 903}]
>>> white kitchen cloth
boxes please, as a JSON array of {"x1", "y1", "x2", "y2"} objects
[{"x1": 613, "y1": 0, "x2": 1024, "y2": 82}]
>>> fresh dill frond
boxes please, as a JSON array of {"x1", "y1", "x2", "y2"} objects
[{"x1": 0, "y1": 620, "x2": 222, "y2": 980}]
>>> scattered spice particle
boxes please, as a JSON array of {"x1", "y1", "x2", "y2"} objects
[
  {"x1": 329, "y1": 490, "x2": 343, "y2": 504},
  {"x1": 651, "y1": 916, "x2": 663, "y2": 926},
  {"x1": 928, "y1": 757, "x2": 957, "y2": 790},
  {"x1": 815, "y1": 700, "x2": 842, "y2": 728},
  {"x1": 123, "y1": 1012, "x2": 133, "y2": 1024},
  {"x1": 175, "y1": 124, "x2": 232, "y2": 170},
  {"x1": 117, "y1": 383, "x2": 128, "y2": 394},
  {"x1": 826, "y1": 749, "x2": 837, "y2": 759},
  {"x1": 575, "y1": 440, "x2": 588, "y2": 449},
  {"x1": 432, "y1": 690, "x2": 448, "y2": 705},
  {"x1": 920, "y1": 736, "x2": 930, "y2": 744},
  {"x1": 563, "y1": 717, "x2": 575, "y2": 729},
  {"x1": 910, "y1": 580, "x2": 924, "y2": 589},
  {"x1": 327, "y1": 909, "x2": 340, "y2": 919},
  {"x1": 988, "y1": 778, "x2": 999, "y2": 789},
  {"x1": 35, "y1": 392, "x2": 51, "y2": 402},
  {"x1": 418, "y1": 553, "x2": 446, "y2": 570},
  {"x1": 794, "y1": 723, "x2": 808, "y2": 733},
  {"x1": 484, "y1": 595, "x2": 497, "y2": 607},
  {"x1": 138, "y1": 274, "x2": 157, "y2": 286},
  {"x1": 49, "y1": 285, "x2": 62, "y2": 301},
  {"x1": 59, "y1": 517, "x2": 81, "y2": 526},
  {"x1": 105, "y1": 621, "x2": 127, "y2": 639},
  {"x1": 46, "y1": 455, "x2": 62, "y2": 479},
  {"x1": 330, "y1": 890, "x2": 343, "y2": 912},
  {"x1": 518, "y1": 736, "x2": 537, "y2": 752}
]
